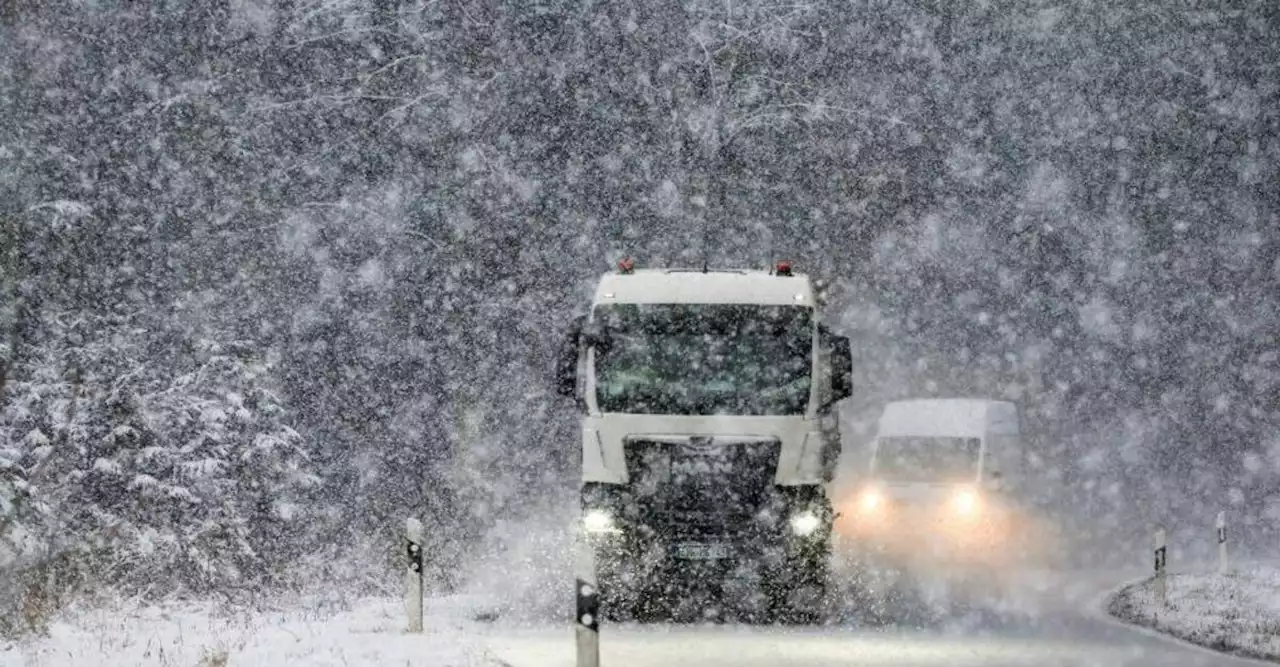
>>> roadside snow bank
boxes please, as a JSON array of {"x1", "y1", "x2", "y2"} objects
[
  {"x1": 0, "y1": 595, "x2": 498, "y2": 667},
  {"x1": 1107, "y1": 564, "x2": 1280, "y2": 662}
]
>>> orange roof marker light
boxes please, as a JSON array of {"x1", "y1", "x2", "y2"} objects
[
  {"x1": 774, "y1": 260, "x2": 793, "y2": 277},
  {"x1": 617, "y1": 258, "x2": 636, "y2": 274}
]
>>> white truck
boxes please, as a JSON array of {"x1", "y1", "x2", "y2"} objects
[{"x1": 555, "y1": 260, "x2": 853, "y2": 623}]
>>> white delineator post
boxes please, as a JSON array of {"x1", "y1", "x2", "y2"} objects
[
  {"x1": 1154, "y1": 525, "x2": 1168, "y2": 606},
  {"x1": 575, "y1": 534, "x2": 600, "y2": 667},
  {"x1": 1216, "y1": 510, "x2": 1228, "y2": 575},
  {"x1": 406, "y1": 517, "x2": 424, "y2": 633}
]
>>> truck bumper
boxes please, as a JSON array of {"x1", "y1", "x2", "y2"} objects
[{"x1": 582, "y1": 482, "x2": 832, "y2": 622}]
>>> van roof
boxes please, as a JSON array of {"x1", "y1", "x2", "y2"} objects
[{"x1": 876, "y1": 398, "x2": 1018, "y2": 439}]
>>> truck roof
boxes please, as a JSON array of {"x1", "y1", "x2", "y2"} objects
[
  {"x1": 875, "y1": 398, "x2": 1019, "y2": 439},
  {"x1": 593, "y1": 268, "x2": 815, "y2": 306}
]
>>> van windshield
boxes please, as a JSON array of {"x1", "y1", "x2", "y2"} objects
[{"x1": 874, "y1": 436, "x2": 980, "y2": 482}]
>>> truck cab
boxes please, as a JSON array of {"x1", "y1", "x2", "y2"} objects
[{"x1": 555, "y1": 261, "x2": 853, "y2": 622}]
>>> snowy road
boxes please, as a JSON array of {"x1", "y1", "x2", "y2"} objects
[
  {"x1": 4, "y1": 567, "x2": 1271, "y2": 666},
  {"x1": 483, "y1": 625, "x2": 1223, "y2": 667},
  {"x1": 477, "y1": 573, "x2": 1271, "y2": 667}
]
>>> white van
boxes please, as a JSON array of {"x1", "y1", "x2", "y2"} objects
[
  {"x1": 836, "y1": 398, "x2": 1058, "y2": 578},
  {"x1": 868, "y1": 398, "x2": 1022, "y2": 490}
]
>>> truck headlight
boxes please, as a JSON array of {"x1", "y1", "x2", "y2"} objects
[
  {"x1": 789, "y1": 510, "x2": 822, "y2": 537},
  {"x1": 583, "y1": 509, "x2": 618, "y2": 534}
]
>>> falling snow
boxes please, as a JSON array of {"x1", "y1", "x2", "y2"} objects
[{"x1": 0, "y1": 1, "x2": 1277, "y2": 664}]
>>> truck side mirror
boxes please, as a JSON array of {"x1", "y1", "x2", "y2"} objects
[
  {"x1": 831, "y1": 335, "x2": 852, "y2": 402},
  {"x1": 554, "y1": 315, "x2": 585, "y2": 397}
]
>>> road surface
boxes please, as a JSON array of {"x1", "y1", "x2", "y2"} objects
[{"x1": 475, "y1": 569, "x2": 1270, "y2": 667}]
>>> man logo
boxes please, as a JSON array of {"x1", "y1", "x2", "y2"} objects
[
  {"x1": 672, "y1": 438, "x2": 735, "y2": 478},
  {"x1": 671, "y1": 457, "x2": 735, "y2": 476}
]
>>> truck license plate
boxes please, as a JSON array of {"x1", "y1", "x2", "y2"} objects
[{"x1": 674, "y1": 542, "x2": 730, "y2": 560}]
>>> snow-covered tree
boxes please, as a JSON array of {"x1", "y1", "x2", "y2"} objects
[{"x1": 1, "y1": 314, "x2": 320, "y2": 595}]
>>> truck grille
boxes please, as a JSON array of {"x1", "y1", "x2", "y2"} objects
[{"x1": 623, "y1": 436, "x2": 783, "y2": 539}]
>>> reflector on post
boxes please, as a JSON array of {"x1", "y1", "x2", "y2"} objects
[
  {"x1": 576, "y1": 532, "x2": 600, "y2": 667},
  {"x1": 405, "y1": 517, "x2": 424, "y2": 633},
  {"x1": 1154, "y1": 525, "x2": 1168, "y2": 606}
]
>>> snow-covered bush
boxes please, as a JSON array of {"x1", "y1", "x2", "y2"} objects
[
  {"x1": 0, "y1": 455, "x2": 46, "y2": 568},
  {"x1": 1, "y1": 318, "x2": 321, "y2": 601},
  {"x1": 0, "y1": 441, "x2": 58, "y2": 637}
]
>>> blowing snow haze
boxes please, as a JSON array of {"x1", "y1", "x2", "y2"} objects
[{"x1": 0, "y1": 0, "x2": 1276, "y2": 617}]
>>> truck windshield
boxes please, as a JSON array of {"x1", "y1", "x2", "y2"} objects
[
  {"x1": 874, "y1": 436, "x2": 980, "y2": 482},
  {"x1": 592, "y1": 303, "x2": 812, "y2": 416}
]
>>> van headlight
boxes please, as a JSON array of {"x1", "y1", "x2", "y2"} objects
[
  {"x1": 789, "y1": 510, "x2": 822, "y2": 537},
  {"x1": 583, "y1": 508, "x2": 619, "y2": 534},
  {"x1": 950, "y1": 487, "x2": 980, "y2": 518},
  {"x1": 857, "y1": 489, "x2": 884, "y2": 514}
]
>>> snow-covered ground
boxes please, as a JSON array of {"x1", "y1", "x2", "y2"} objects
[
  {"x1": 1, "y1": 508, "x2": 1261, "y2": 667},
  {"x1": 1107, "y1": 564, "x2": 1280, "y2": 662},
  {"x1": 1, "y1": 567, "x2": 1265, "y2": 667},
  {"x1": 0, "y1": 513, "x2": 577, "y2": 667},
  {"x1": 0, "y1": 594, "x2": 501, "y2": 667}
]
